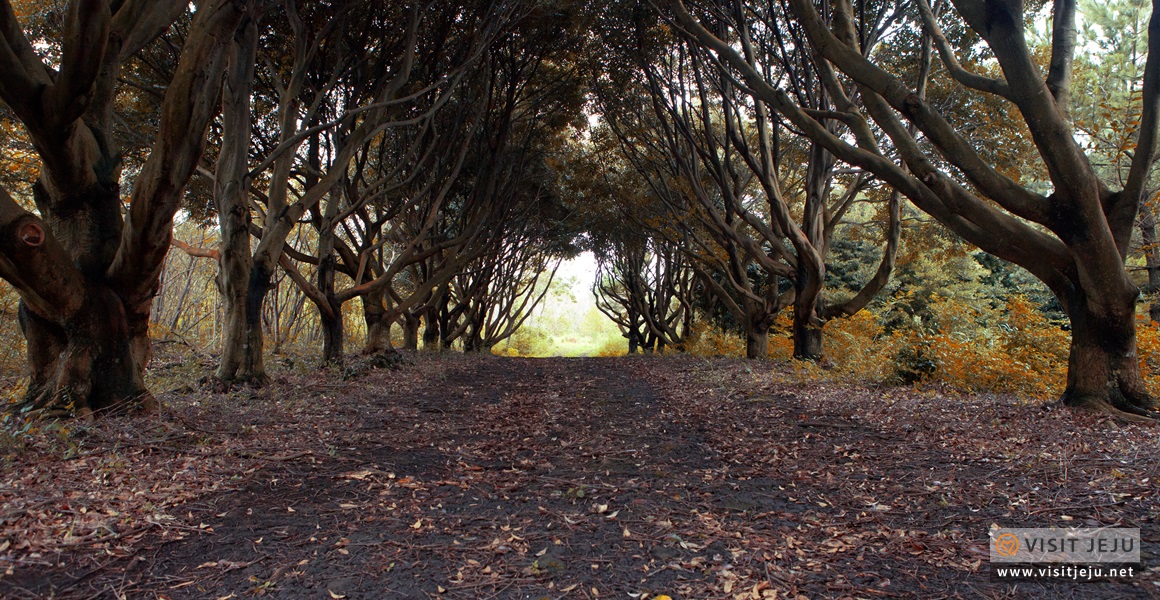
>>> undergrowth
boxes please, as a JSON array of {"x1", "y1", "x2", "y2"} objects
[
  {"x1": 685, "y1": 296, "x2": 1160, "y2": 401},
  {"x1": 2, "y1": 292, "x2": 1159, "y2": 408}
]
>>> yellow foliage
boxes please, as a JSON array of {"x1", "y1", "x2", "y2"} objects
[
  {"x1": 767, "y1": 313, "x2": 794, "y2": 360},
  {"x1": 681, "y1": 296, "x2": 1105, "y2": 401},
  {"x1": 917, "y1": 295, "x2": 1068, "y2": 397},
  {"x1": 820, "y1": 310, "x2": 900, "y2": 383},
  {"x1": 0, "y1": 284, "x2": 26, "y2": 379},
  {"x1": 685, "y1": 321, "x2": 747, "y2": 358},
  {"x1": 1135, "y1": 316, "x2": 1160, "y2": 393},
  {"x1": 595, "y1": 338, "x2": 628, "y2": 357}
]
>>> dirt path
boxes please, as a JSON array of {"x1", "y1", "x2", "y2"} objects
[
  {"x1": 132, "y1": 357, "x2": 726, "y2": 599},
  {"x1": 2, "y1": 355, "x2": 1157, "y2": 598}
]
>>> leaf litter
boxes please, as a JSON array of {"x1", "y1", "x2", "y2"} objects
[{"x1": 0, "y1": 352, "x2": 1157, "y2": 598}]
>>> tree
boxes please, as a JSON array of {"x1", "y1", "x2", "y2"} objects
[
  {"x1": 1071, "y1": 0, "x2": 1160, "y2": 319},
  {"x1": 593, "y1": 8, "x2": 899, "y2": 360},
  {"x1": 593, "y1": 234, "x2": 694, "y2": 353},
  {"x1": 672, "y1": 0, "x2": 1160, "y2": 419},
  {"x1": 0, "y1": 0, "x2": 244, "y2": 417},
  {"x1": 197, "y1": 0, "x2": 507, "y2": 380}
]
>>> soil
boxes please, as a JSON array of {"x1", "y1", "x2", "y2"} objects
[{"x1": 1, "y1": 354, "x2": 1157, "y2": 599}]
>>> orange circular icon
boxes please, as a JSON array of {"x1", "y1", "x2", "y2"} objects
[{"x1": 994, "y1": 533, "x2": 1020, "y2": 557}]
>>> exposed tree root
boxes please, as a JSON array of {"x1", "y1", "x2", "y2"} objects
[
  {"x1": 205, "y1": 373, "x2": 271, "y2": 393},
  {"x1": 1062, "y1": 395, "x2": 1160, "y2": 425}
]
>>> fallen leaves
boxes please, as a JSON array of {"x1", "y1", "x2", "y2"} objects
[{"x1": 2, "y1": 353, "x2": 1158, "y2": 598}]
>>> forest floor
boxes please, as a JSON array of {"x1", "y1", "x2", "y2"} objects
[{"x1": 1, "y1": 352, "x2": 1159, "y2": 599}]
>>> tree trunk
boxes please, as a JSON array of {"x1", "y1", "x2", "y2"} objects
[
  {"x1": 464, "y1": 312, "x2": 485, "y2": 352},
  {"x1": 745, "y1": 328, "x2": 769, "y2": 360},
  {"x1": 217, "y1": 270, "x2": 267, "y2": 384},
  {"x1": 316, "y1": 187, "x2": 344, "y2": 368},
  {"x1": 791, "y1": 272, "x2": 826, "y2": 362},
  {"x1": 362, "y1": 288, "x2": 393, "y2": 354},
  {"x1": 6, "y1": 181, "x2": 154, "y2": 418},
  {"x1": 403, "y1": 312, "x2": 420, "y2": 350},
  {"x1": 743, "y1": 300, "x2": 774, "y2": 360},
  {"x1": 422, "y1": 306, "x2": 440, "y2": 350},
  {"x1": 240, "y1": 260, "x2": 274, "y2": 377},
  {"x1": 214, "y1": 16, "x2": 263, "y2": 385},
  {"x1": 1061, "y1": 295, "x2": 1158, "y2": 418},
  {"x1": 17, "y1": 291, "x2": 150, "y2": 418},
  {"x1": 792, "y1": 315, "x2": 824, "y2": 361},
  {"x1": 319, "y1": 301, "x2": 344, "y2": 367},
  {"x1": 627, "y1": 308, "x2": 641, "y2": 354},
  {"x1": 438, "y1": 293, "x2": 456, "y2": 349},
  {"x1": 793, "y1": 140, "x2": 829, "y2": 363},
  {"x1": 1138, "y1": 204, "x2": 1160, "y2": 321}
]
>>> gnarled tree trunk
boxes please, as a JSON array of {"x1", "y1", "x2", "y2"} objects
[
  {"x1": 362, "y1": 287, "x2": 394, "y2": 354},
  {"x1": 10, "y1": 180, "x2": 150, "y2": 417},
  {"x1": 214, "y1": 13, "x2": 266, "y2": 385},
  {"x1": 1061, "y1": 291, "x2": 1157, "y2": 418},
  {"x1": 792, "y1": 314, "x2": 824, "y2": 362},
  {"x1": 0, "y1": 0, "x2": 243, "y2": 417},
  {"x1": 423, "y1": 307, "x2": 441, "y2": 350},
  {"x1": 742, "y1": 298, "x2": 775, "y2": 360},
  {"x1": 792, "y1": 142, "x2": 830, "y2": 362},
  {"x1": 403, "y1": 312, "x2": 421, "y2": 350},
  {"x1": 319, "y1": 303, "x2": 344, "y2": 366},
  {"x1": 744, "y1": 328, "x2": 769, "y2": 360}
]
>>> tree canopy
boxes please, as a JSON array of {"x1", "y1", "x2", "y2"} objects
[{"x1": 0, "y1": 0, "x2": 1158, "y2": 423}]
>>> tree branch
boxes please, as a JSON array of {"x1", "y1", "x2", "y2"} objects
[
  {"x1": 170, "y1": 237, "x2": 219, "y2": 260},
  {"x1": 1124, "y1": 0, "x2": 1160, "y2": 204},
  {"x1": 915, "y1": 0, "x2": 1011, "y2": 99},
  {"x1": 109, "y1": 0, "x2": 245, "y2": 311},
  {"x1": 1046, "y1": 0, "x2": 1077, "y2": 116},
  {"x1": 43, "y1": 0, "x2": 111, "y2": 129}
]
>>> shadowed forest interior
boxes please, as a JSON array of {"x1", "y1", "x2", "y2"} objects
[{"x1": 1, "y1": 0, "x2": 1160, "y2": 598}]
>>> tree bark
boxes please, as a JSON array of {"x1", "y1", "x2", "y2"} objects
[
  {"x1": 241, "y1": 260, "x2": 273, "y2": 377},
  {"x1": 627, "y1": 308, "x2": 641, "y2": 354},
  {"x1": 745, "y1": 328, "x2": 769, "y2": 360},
  {"x1": 742, "y1": 297, "x2": 775, "y2": 360},
  {"x1": 16, "y1": 291, "x2": 149, "y2": 418},
  {"x1": 1061, "y1": 293, "x2": 1157, "y2": 418},
  {"x1": 792, "y1": 141, "x2": 830, "y2": 362},
  {"x1": 422, "y1": 305, "x2": 440, "y2": 350},
  {"x1": 792, "y1": 316, "x2": 824, "y2": 361},
  {"x1": 362, "y1": 287, "x2": 393, "y2": 354},
  {"x1": 319, "y1": 302, "x2": 344, "y2": 366},
  {"x1": 438, "y1": 292, "x2": 456, "y2": 350},
  {"x1": 0, "y1": 1, "x2": 243, "y2": 415},
  {"x1": 214, "y1": 13, "x2": 265, "y2": 385},
  {"x1": 1, "y1": 188, "x2": 152, "y2": 417},
  {"x1": 315, "y1": 186, "x2": 344, "y2": 368},
  {"x1": 403, "y1": 312, "x2": 420, "y2": 350}
]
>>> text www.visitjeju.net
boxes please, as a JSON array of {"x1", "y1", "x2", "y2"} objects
[{"x1": 993, "y1": 565, "x2": 1136, "y2": 580}]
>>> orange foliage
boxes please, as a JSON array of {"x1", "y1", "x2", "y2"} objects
[
  {"x1": 1135, "y1": 316, "x2": 1160, "y2": 393},
  {"x1": 683, "y1": 296, "x2": 1160, "y2": 402},
  {"x1": 685, "y1": 321, "x2": 747, "y2": 358},
  {"x1": 916, "y1": 296, "x2": 1068, "y2": 397}
]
